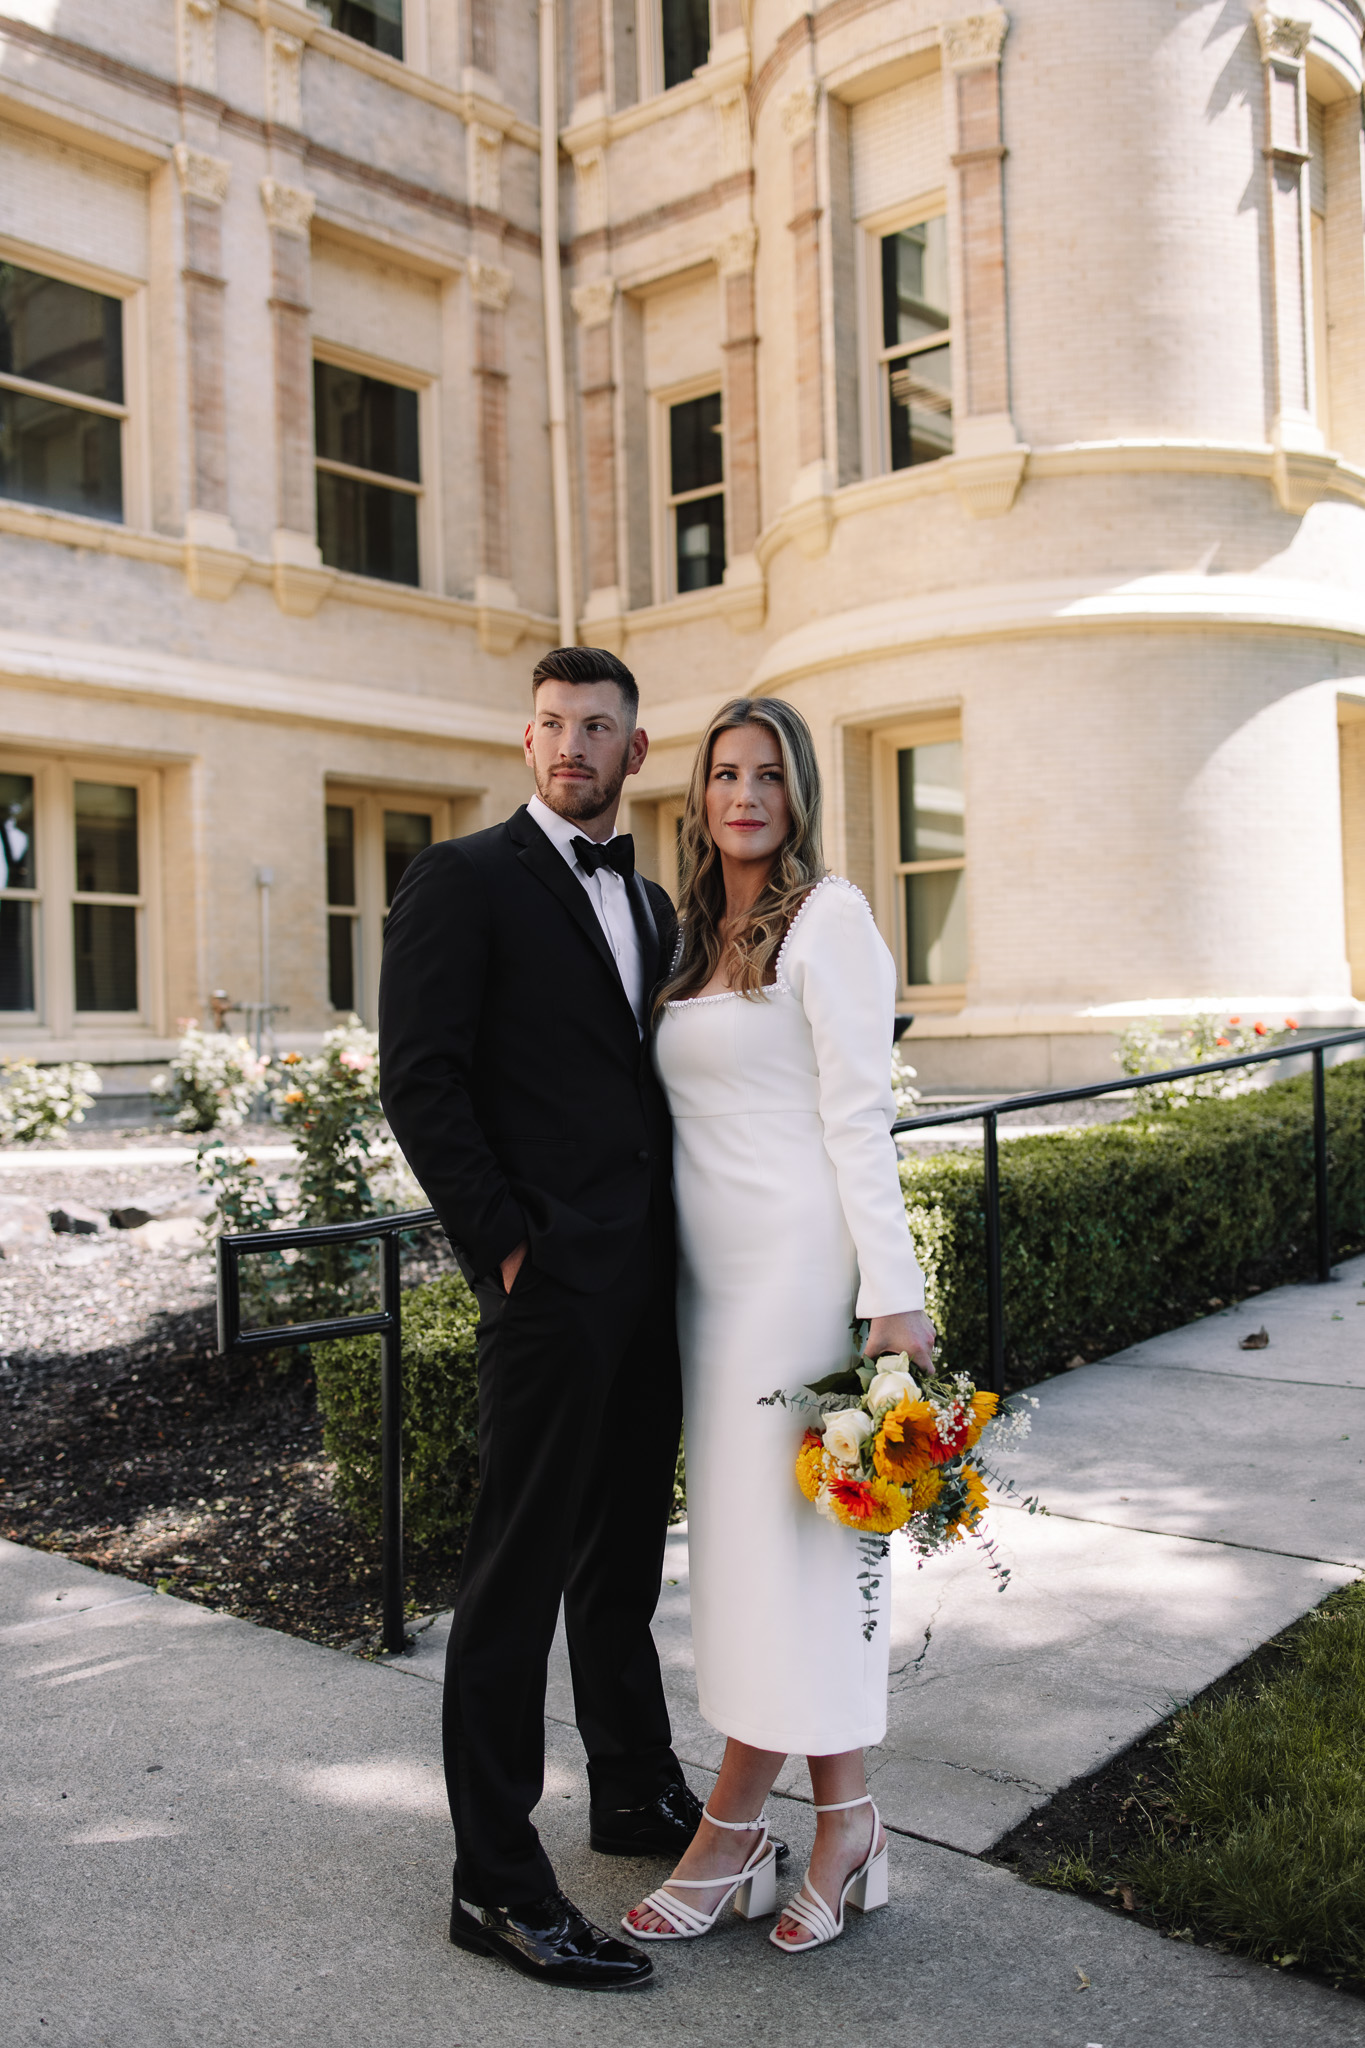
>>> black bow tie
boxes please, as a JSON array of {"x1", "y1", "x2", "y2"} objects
[{"x1": 572, "y1": 834, "x2": 634, "y2": 882}]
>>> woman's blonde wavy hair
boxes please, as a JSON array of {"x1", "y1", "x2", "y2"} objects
[{"x1": 657, "y1": 696, "x2": 825, "y2": 1012}]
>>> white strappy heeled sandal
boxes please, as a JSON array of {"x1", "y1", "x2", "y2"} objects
[
  {"x1": 770, "y1": 1794, "x2": 888, "y2": 1952},
  {"x1": 622, "y1": 1805, "x2": 778, "y2": 1941}
]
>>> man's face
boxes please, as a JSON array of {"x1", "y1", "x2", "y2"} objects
[{"x1": 524, "y1": 679, "x2": 648, "y2": 824}]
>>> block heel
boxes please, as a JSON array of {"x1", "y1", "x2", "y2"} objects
[
  {"x1": 846, "y1": 1843, "x2": 888, "y2": 1913},
  {"x1": 734, "y1": 1852, "x2": 777, "y2": 1919}
]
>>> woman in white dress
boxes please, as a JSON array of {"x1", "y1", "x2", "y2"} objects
[{"x1": 624, "y1": 697, "x2": 935, "y2": 1954}]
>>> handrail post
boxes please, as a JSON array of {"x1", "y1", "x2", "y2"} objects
[
  {"x1": 379, "y1": 1229, "x2": 406, "y2": 1653},
  {"x1": 982, "y1": 1110, "x2": 1005, "y2": 1396},
  {"x1": 1313, "y1": 1045, "x2": 1331, "y2": 1283}
]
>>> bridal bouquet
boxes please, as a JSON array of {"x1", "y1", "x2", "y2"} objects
[{"x1": 764, "y1": 1336, "x2": 1041, "y2": 1626}]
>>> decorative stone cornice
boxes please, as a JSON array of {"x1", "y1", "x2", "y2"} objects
[
  {"x1": 260, "y1": 178, "x2": 315, "y2": 237},
  {"x1": 173, "y1": 144, "x2": 231, "y2": 206},
  {"x1": 468, "y1": 258, "x2": 513, "y2": 311},
  {"x1": 714, "y1": 224, "x2": 758, "y2": 277},
  {"x1": 780, "y1": 81, "x2": 819, "y2": 140},
  {"x1": 570, "y1": 277, "x2": 616, "y2": 328},
  {"x1": 711, "y1": 84, "x2": 752, "y2": 176},
  {"x1": 942, "y1": 8, "x2": 1009, "y2": 70},
  {"x1": 1253, "y1": 8, "x2": 1312, "y2": 64}
]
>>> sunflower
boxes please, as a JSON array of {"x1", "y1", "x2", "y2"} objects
[
  {"x1": 944, "y1": 1464, "x2": 989, "y2": 1539},
  {"x1": 908, "y1": 1467, "x2": 944, "y2": 1513},
  {"x1": 872, "y1": 1396, "x2": 937, "y2": 1480},
  {"x1": 795, "y1": 1429, "x2": 826, "y2": 1502},
  {"x1": 964, "y1": 1391, "x2": 999, "y2": 1448}
]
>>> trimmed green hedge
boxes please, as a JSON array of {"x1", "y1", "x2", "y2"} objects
[
  {"x1": 311, "y1": 1059, "x2": 1365, "y2": 1551},
  {"x1": 904, "y1": 1060, "x2": 1365, "y2": 1388}
]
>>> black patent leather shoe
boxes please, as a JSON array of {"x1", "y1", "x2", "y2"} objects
[
  {"x1": 449, "y1": 1887, "x2": 653, "y2": 1990},
  {"x1": 589, "y1": 1778, "x2": 789, "y2": 1865}
]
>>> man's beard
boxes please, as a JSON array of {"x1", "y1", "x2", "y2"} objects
[{"x1": 535, "y1": 740, "x2": 632, "y2": 824}]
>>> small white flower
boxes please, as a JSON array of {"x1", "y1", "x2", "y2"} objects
[
  {"x1": 822, "y1": 1407, "x2": 873, "y2": 1466},
  {"x1": 867, "y1": 1366, "x2": 919, "y2": 1412}
]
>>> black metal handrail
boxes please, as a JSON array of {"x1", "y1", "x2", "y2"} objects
[{"x1": 217, "y1": 1024, "x2": 1365, "y2": 1654}]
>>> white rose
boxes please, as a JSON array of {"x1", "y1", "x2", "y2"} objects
[
  {"x1": 822, "y1": 1407, "x2": 873, "y2": 1466},
  {"x1": 868, "y1": 1367, "x2": 920, "y2": 1412}
]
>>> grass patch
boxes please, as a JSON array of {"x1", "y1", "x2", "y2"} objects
[{"x1": 992, "y1": 1580, "x2": 1365, "y2": 1993}]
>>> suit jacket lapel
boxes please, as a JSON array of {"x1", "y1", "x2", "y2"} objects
[
  {"x1": 628, "y1": 872, "x2": 662, "y2": 996},
  {"x1": 510, "y1": 807, "x2": 635, "y2": 1016}
]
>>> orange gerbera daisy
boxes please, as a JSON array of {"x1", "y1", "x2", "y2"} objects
[
  {"x1": 795, "y1": 1429, "x2": 826, "y2": 1502},
  {"x1": 825, "y1": 1472, "x2": 909, "y2": 1535}
]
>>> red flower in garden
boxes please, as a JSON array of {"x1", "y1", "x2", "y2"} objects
[
  {"x1": 1216, "y1": 1037, "x2": 1230, "y2": 1047},
  {"x1": 1254, "y1": 1022, "x2": 1267, "y2": 1036},
  {"x1": 1285, "y1": 1017, "x2": 1299, "y2": 1030},
  {"x1": 1228, "y1": 1016, "x2": 1241, "y2": 1025}
]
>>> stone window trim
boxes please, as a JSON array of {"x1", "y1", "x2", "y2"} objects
[
  {"x1": 0, "y1": 750, "x2": 163, "y2": 1038},
  {"x1": 311, "y1": 340, "x2": 440, "y2": 594},
  {"x1": 652, "y1": 374, "x2": 726, "y2": 606},
  {"x1": 869, "y1": 713, "x2": 967, "y2": 1010},
  {"x1": 854, "y1": 195, "x2": 952, "y2": 481},
  {"x1": 0, "y1": 238, "x2": 151, "y2": 533}
]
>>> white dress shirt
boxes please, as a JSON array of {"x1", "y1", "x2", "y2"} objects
[{"x1": 526, "y1": 794, "x2": 645, "y2": 1031}]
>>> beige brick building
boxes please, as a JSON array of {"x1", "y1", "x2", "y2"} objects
[{"x1": 3, "y1": 0, "x2": 1365, "y2": 1091}]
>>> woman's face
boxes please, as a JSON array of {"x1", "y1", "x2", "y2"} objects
[{"x1": 704, "y1": 722, "x2": 791, "y2": 870}]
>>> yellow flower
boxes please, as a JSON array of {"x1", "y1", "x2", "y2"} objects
[
  {"x1": 964, "y1": 1391, "x2": 999, "y2": 1448},
  {"x1": 944, "y1": 1464, "x2": 990, "y2": 1540},
  {"x1": 909, "y1": 1467, "x2": 943, "y2": 1513},
  {"x1": 872, "y1": 1396, "x2": 937, "y2": 1481},
  {"x1": 795, "y1": 1430, "x2": 826, "y2": 1502}
]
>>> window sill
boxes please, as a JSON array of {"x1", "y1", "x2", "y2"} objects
[{"x1": 561, "y1": 46, "x2": 750, "y2": 154}]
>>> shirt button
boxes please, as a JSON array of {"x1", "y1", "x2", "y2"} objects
[{"x1": 636, "y1": 1149, "x2": 650, "y2": 1163}]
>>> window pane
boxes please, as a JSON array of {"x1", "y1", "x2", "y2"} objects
[
  {"x1": 316, "y1": 470, "x2": 419, "y2": 585},
  {"x1": 888, "y1": 342, "x2": 953, "y2": 470},
  {"x1": 0, "y1": 387, "x2": 123, "y2": 521},
  {"x1": 0, "y1": 900, "x2": 35, "y2": 1010},
  {"x1": 326, "y1": 804, "x2": 356, "y2": 907},
  {"x1": 314, "y1": 361, "x2": 419, "y2": 482},
  {"x1": 675, "y1": 492, "x2": 725, "y2": 593},
  {"x1": 897, "y1": 742, "x2": 964, "y2": 863},
  {"x1": 0, "y1": 773, "x2": 35, "y2": 889},
  {"x1": 307, "y1": 0, "x2": 403, "y2": 60},
  {"x1": 670, "y1": 392, "x2": 723, "y2": 496},
  {"x1": 662, "y1": 0, "x2": 710, "y2": 88},
  {"x1": 383, "y1": 811, "x2": 431, "y2": 907},
  {"x1": 904, "y1": 868, "x2": 967, "y2": 986},
  {"x1": 880, "y1": 220, "x2": 950, "y2": 351},
  {"x1": 0, "y1": 262, "x2": 124, "y2": 403},
  {"x1": 74, "y1": 782, "x2": 138, "y2": 895},
  {"x1": 74, "y1": 902, "x2": 137, "y2": 1010},
  {"x1": 328, "y1": 912, "x2": 358, "y2": 1012}
]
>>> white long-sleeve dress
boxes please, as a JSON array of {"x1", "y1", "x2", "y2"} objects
[{"x1": 653, "y1": 877, "x2": 926, "y2": 1755}]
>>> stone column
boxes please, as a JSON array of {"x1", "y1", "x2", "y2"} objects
[
  {"x1": 714, "y1": 226, "x2": 764, "y2": 628},
  {"x1": 1322, "y1": 94, "x2": 1365, "y2": 467},
  {"x1": 571, "y1": 276, "x2": 624, "y2": 644},
  {"x1": 174, "y1": 143, "x2": 245, "y2": 600},
  {"x1": 260, "y1": 178, "x2": 331, "y2": 616},
  {"x1": 1254, "y1": 11, "x2": 1324, "y2": 509},
  {"x1": 781, "y1": 81, "x2": 835, "y2": 557},
  {"x1": 942, "y1": 8, "x2": 1026, "y2": 516},
  {"x1": 469, "y1": 258, "x2": 523, "y2": 653}
]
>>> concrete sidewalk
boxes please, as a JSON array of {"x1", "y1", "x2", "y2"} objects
[{"x1": 3, "y1": 1262, "x2": 1364, "y2": 2045}]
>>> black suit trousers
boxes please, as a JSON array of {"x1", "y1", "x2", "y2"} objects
[{"x1": 444, "y1": 1218, "x2": 684, "y2": 1907}]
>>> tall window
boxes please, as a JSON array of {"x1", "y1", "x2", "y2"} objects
[
  {"x1": 894, "y1": 739, "x2": 966, "y2": 990},
  {"x1": 326, "y1": 792, "x2": 441, "y2": 1022},
  {"x1": 0, "y1": 261, "x2": 125, "y2": 522},
  {"x1": 662, "y1": 0, "x2": 710, "y2": 89},
  {"x1": 314, "y1": 360, "x2": 421, "y2": 586},
  {"x1": 668, "y1": 392, "x2": 725, "y2": 595},
  {"x1": 306, "y1": 0, "x2": 402, "y2": 60},
  {"x1": 0, "y1": 761, "x2": 151, "y2": 1027},
  {"x1": 879, "y1": 217, "x2": 952, "y2": 470},
  {"x1": 0, "y1": 772, "x2": 37, "y2": 1012}
]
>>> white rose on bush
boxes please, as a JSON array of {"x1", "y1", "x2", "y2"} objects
[
  {"x1": 821, "y1": 1407, "x2": 873, "y2": 1466},
  {"x1": 867, "y1": 1362, "x2": 920, "y2": 1411}
]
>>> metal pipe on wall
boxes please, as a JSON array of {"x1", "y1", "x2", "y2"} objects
[{"x1": 540, "y1": 0, "x2": 576, "y2": 648}]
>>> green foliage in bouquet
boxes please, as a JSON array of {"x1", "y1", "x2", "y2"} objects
[
  {"x1": 902, "y1": 1059, "x2": 1365, "y2": 1390},
  {"x1": 311, "y1": 1272, "x2": 481, "y2": 1553}
]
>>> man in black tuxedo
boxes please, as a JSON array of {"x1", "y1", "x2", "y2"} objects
[{"x1": 378, "y1": 647, "x2": 690, "y2": 1989}]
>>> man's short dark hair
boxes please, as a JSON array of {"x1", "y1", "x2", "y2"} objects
[{"x1": 532, "y1": 646, "x2": 638, "y2": 717}]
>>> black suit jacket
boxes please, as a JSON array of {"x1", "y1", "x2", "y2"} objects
[{"x1": 378, "y1": 805, "x2": 678, "y2": 1294}]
